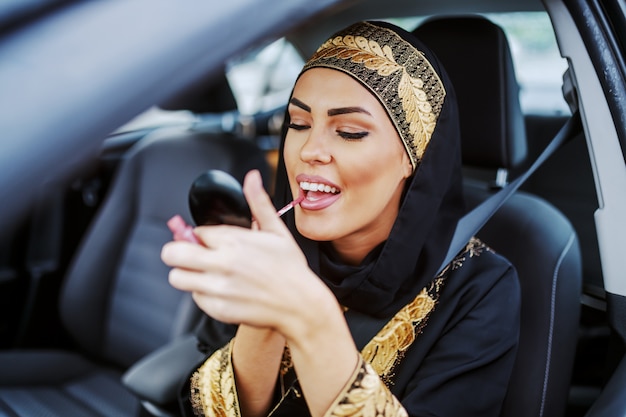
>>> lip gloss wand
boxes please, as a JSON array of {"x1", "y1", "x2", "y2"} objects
[
  {"x1": 276, "y1": 194, "x2": 305, "y2": 217},
  {"x1": 168, "y1": 195, "x2": 305, "y2": 244}
]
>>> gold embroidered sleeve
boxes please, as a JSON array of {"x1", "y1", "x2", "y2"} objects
[
  {"x1": 323, "y1": 357, "x2": 408, "y2": 417},
  {"x1": 189, "y1": 340, "x2": 241, "y2": 417}
]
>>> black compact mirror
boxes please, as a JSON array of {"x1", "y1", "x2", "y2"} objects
[{"x1": 188, "y1": 170, "x2": 251, "y2": 228}]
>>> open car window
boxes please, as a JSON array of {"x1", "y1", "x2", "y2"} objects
[
  {"x1": 119, "y1": 12, "x2": 567, "y2": 135},
  {"x1": 226, "y1": 38, "x2": 304, "y2": 115},
  {"x1": 232, "y1": 12, "x2": 570, "y2": 114},
  {"x1": 388, "y1": 12, "x2": 569, "y2": 115},
  {"x1": 487, "y1": 12, "x2": 569, "y2": 115},
  {"x1": 115, "y1": 38, "x2": 304, "y2": 134},
  {"x1": 228, "y1": 12, "x2": 569, "y2": 118}
]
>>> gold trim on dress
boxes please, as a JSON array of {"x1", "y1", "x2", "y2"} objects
[
  {"x1": 190, "y1": 340, "x2": 241, "y2": 417},
  {"x1": 360, "y1": 237, "x2": 489, "y2": 385},
  {"x1": 360, "y1": 282, "x2": 438, "y2": 383},
  {"x1": 322, "y1": 359, "x2": 408, "y2": 417},
  {"x1": 189, "y1": 238, "x2": 491, "y2": 416}
]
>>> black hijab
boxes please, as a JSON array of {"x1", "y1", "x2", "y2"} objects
[{"x1": 274, "y1": 21, "x2": 465, "y2": 318}]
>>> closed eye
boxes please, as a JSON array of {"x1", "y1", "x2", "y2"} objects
[
  {"x1": 337, "y1": 130, "x2": 368, "y2": 140},
  {"x1": 288, "y1": 123, "x2": 310, "y2": 131}
]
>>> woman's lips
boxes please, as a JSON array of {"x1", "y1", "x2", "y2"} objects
[
  {"x1": 296, "y1": 174, "x2": 341, "y2": 211},
  {"x1": 300, "y1": 189, "x2": 341, "y2": 210}
]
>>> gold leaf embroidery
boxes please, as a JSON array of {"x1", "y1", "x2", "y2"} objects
[
  {"x1": 191, "y1": 341, "x2": 241, "y2": 417},
  {"x1": 313, "y1": 35, "x2": 402, "y2": 77},
  {"x1": 325, "y1": 361, "x2": 408, "y2": 417},
  {"x1": 398, "y1": 70, "x2": 437, "y2": 159},
  {"x1": 361, "y1": 286, "x2": 436, "y2": 380}
]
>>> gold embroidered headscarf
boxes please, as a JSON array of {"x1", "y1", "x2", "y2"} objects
[{"x1": 301, "y1": 21, "x2": 446, "y2": 170}]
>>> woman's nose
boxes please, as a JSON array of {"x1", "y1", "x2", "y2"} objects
[{"x1": 299, "y1": 128, "x2": 332, "y2": 164}]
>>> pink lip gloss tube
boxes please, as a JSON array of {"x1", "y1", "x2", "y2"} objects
[{"x1": 167, "y1": 215, "x2": 200, "y2": 244}]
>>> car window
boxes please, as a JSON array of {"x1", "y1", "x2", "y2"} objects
[
  {"x1": 115, "y1": 38, "x2": 303, "y2": 133},
  {"x1": 119, "y1": 12, "x2": 568, "y2": 134},
  {"x1": 226, "y1": 38, "x2": 304, "y2": 115},
  {"x1": 487, "y1": 12, "x2": 570, "y2": 115},
  {"x1": 390, "y1": 12, "x2": 570, "y2": 115},
  {"x1": 227, "y1": 12, "x2": 569, "y2": 117}
]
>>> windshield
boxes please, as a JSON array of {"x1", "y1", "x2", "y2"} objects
[{"x1": 388, "y1": 12, "x2": 570, "y2": 115}]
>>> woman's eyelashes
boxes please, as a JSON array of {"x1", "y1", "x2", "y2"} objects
[
  {"x1": 288, "y1": 123, "x2": 368, "y2": 139},
  {"x1": 288, "y1": 119, "x2": 369, "y2": 141},
  {"x1": 337, "y1": 130, "x2": 369, "y2": 140},
  {"x1": 288, "y1": 122, "x2": 310, "y2": 131}
]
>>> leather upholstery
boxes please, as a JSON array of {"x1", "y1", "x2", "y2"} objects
[
  {"x1": 465, "y1": 188, "x2": 582, "y2": 417},
  {"x1": 415, "y1": 16, "x2": 582, "y2": 417},
  {"x1": 0, "y1": 127, "x2": 269, "y2": 416}
]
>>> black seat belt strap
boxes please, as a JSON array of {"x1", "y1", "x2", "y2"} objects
[{"x1": 438, "y1": 111, "x2": 582, "y2": 273}]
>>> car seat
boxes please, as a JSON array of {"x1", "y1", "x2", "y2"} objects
[
  {"x1": 414, "y1": 16, "x2": 582, "y2": 417},
  {"x1": 0, "y1": 77, "x2": 269, "y2": 416}
]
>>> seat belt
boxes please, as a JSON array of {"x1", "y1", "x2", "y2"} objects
[
  {"x1": 349, "y1": 111, "x2": 582, "y2": 351},
  {"x1": 438, "y1": 111, "x2": 581, "y2": 273}
]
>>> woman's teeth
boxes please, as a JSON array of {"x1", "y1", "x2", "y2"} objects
[{"x1": 299, "y1": 181, "x2": 339, "y2": 194}]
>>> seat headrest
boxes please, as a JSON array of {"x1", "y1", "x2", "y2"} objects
[{"x1": 413, "y1": 16, "x2": 527, "y2": 170}]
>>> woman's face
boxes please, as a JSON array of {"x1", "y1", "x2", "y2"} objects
[{"x1": 284, "y1": 68, "x2": 413, "y2": 264}]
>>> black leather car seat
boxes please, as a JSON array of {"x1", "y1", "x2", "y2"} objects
[
  {"x1": 0, "y1": 83, "x2": 269, "y2": 415},
  {"x1": 414, "y1": 16, "x2": 582, "y2": 417}
]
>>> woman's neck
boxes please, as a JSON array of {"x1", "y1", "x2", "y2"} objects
[{"x1": 330, "y1": 235, "x2": 385, "y2": 266}]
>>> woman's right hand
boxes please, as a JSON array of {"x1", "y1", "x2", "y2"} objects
[
  {"x1": 162, "y1": 170, "x2": 360, "y2": 417},
  {"x1": 161, "y1": 170, "x2": 338, "y2": 339}
]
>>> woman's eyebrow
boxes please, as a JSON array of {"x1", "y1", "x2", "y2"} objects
[
  {"x1": 328, "y1": 106, "x2": 372, "y2": 117},
  {"x1": 289, "y1": 97, "x2": 311, "y2": 112},
  {"x1": 289, "y1": 98, "x2": 372, "y2": 117}
]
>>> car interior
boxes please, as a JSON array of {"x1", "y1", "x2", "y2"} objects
[
  {"x1": 0, "y1": 0, "x2": 623, "y2": 416},
  {"x1": 0, "y1": 75, "x2": 270, "y2": 416}
]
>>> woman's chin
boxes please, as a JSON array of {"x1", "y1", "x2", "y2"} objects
[{"x1": 295, "y1": 221, "x2": 338, "y2": 242}]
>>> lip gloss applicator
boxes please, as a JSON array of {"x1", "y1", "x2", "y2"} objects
[
  {"x1": 277, "y1": 193, "x2": 305, "y2": 217},
  {"x1": 168, "y1": 193, "x2": 305, "y2": 244}
]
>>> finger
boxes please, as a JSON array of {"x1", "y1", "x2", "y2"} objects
[
  {"x1": 168, "y1": 268, "x2": 232, "y2": 303},
  {"x1": 243, "y1": 170, "x2": 289, "y2": 235},
  {"x1": 190, "y1": 292, "x2": 242, "y2": 326},
  {"x1": 192, "y1": 223, "x2": 253, "y2": 252},
  {"x1": 161, "y1": 239, "x2": 228, "y2": 272},
  {"x1": 168, "y1": 267, "x2": 209, "y2": 292}
]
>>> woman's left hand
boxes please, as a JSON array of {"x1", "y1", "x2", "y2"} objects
[{"x1": 162, "y1": 170, "x2": 334, "y2": 336}]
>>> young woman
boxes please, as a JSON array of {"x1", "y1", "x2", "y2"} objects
[{"x1": 162, "y1": 21, "x2": 520, "y2": 417}]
